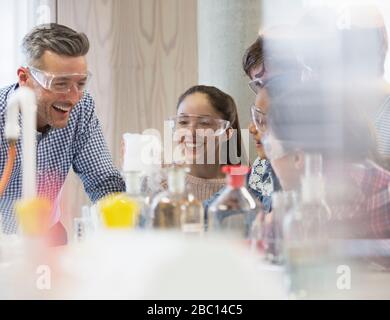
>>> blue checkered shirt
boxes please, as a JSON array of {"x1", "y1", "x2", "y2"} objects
[{"x1": 0, "y1": 84, "x2": 126, "y2": 233}]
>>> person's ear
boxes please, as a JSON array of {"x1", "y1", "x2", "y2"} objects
[
  {"x1": 248, "y1": 123, "x2": 257, "y2": 135},
  {"x1": 17, "y1": 67, "x2": 29, "y2": 86},
  {"x1": 293, "y1": 150, "x2": 305, "y2": 171}
]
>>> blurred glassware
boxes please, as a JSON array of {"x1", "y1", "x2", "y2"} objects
[
  {"x1": 72, "y1": 205, "x2": 95, "y2": 243},
  {"x1": 207, "y1": 165, "x2": 259, "y2": 239},
  {"x1": 73, "y1": 217, "x2": 88, "y2": 243},
  {"x1": 14, "y1": 197, "x2": 52, "y2": 237},
  {"x1": 264, "y1": 191, "x2": 298, "y2": 264},
  {"x1": 123, "y1": 171, "x2": 151, "y2": 229},
  {"x1": 98, "y1": 193, "x2": 140, "y2": 229},
  {"x1": 150, "y1": 166, "x2": 204, "y2": 233},
  {"x1": 283, "y1": 153, "x2": 332, "y2": 298},
  {"x1": 249, "y1": 212, "x2": 264, "y2": 254},
  {"x1": 300, "y1": 153, "x2": 332, "y2": 240},
  {"x1": 181, "y1": 193, "x2": 204, "y2": 235}
]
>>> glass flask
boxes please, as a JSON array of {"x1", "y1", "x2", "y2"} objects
[
  {"x1": 265, "y1": 191, "x2": 298, "y2": 264},
  {"x1": 72, "y1": 206, "x2": 95, "y2": 243},
  {"x1": 73, "y1": 217, "x2": 88, "y2": 243},
  {"x1": 181, "y1": 193, "x2": 204, "y2": 234},
  {"x1": 283, "y1": 153, "x2": 332, "y2": 298},
  {"x1": 207, "y1": 165, "x2": 259, "y2": 238},
  {"x1": 299, "y1": 153, "x2": 332, "y2": 240},
  {"x1": 123, "y1": 171, "x2": 150, "y2": 228},
  {"x1": 150, "y1": 166, "x2": 204, "y2": 232},
  {"x1": 283, "y1": 200, "x2": 308, "y2": 299}
]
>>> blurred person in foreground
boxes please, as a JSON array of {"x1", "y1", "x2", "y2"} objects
[
  {"x1": 264, "y1": 80, "x2": 390, "y2": 241},
  {"x1": 296, "y1": 5, "x2": 390, "y2": 165},
  {"x1": 341, "y1": 6, "x2": 390, "y2": 165},
  {"x1": 259, "y1": 8, "x2": 390, "y2": 268}
]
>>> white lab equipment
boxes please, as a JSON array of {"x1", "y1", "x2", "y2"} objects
[{"x1": 4, "y1": 87, "x2": 37, "y2": 199}]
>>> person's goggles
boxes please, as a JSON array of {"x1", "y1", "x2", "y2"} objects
[
  {"x1": 28, "y1": 66, "x2": 92, "y2": 94},
  {"x1": 250, "y1": 105, "x2": 268, "y2": 133},
  {"x1": 248, "y1": 78, "x2": 266, "y2": 94},
  {"x1": 167, "y1": 114, "x2": 230, "y2": 136}
]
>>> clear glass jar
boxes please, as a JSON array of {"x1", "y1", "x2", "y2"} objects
[
  {"x1": 300, "y1": 153, "x2": 332, "y2": 240},
  {"x1": 150, "y1": 166, "x2": 204, "y2": 233},
  {"x1": 265, "y1": 191, "x2": 298, "y2": 264},
  {"x1": 283, "y1": 153, "x2": 332, "y2": 298},
  {"x1": 123, "y1": 171, "x2": 150, "y2": 228}
]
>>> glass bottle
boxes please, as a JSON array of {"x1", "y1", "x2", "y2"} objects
[
  {"x1": 299, "y1": 153, "x2": 332, "y2": 241},
  {"x1": 283, "y1": 195, "x2": 307, "y2": 299},
  {"x1": 283, "y1": 153, "x2": 332, "y2": 298},
  {"x1": 207, "y1": 165, "x2": 259, "y2": 239},
  {"x1": 265, "y1": 191, "x2": 298, "y2": 264},
  {"x1": 181, "y1": 193, "x2": 204, "y2": 235},
  {"x1": 123, "y1": 171, "x2": 150, "y2": 228},
  {"x1": 150, "y1": 166, "x2": 204, "y2": 232},
  {"x1": 73, "y1": 206, "x2": 94, "y2": 243}
]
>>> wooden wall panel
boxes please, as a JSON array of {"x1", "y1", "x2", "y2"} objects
[{"x1": 57, "y1": 0, "x2": 198, "y2": 233}]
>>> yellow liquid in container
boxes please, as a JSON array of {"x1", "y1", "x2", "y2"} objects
[
  {"x1": 98, "y1": 193, "x2": 140, "y2": 229},
  {"x1": 14, "y1": 197, "x2": 52, "y2": 236}
]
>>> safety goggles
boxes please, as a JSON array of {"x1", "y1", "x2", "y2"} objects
[
  {"x1": 28, "y1": 66, "x2": 92, "y2": 94},
  {"x1": 250, "y1": 105, "x2": 268, "y2": 133},
  {"x1": 167, "y1": 114, "x2": 230, "y2": 137},
  {"x1": 248, "y1": 78, "x2": 266, "y2": 95}
]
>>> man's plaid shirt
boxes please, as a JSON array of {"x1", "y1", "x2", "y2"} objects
[
  {"x1": 324, "y1": 160, "x2": 390, "y2": 242},
  {"x1": 0, "y1": 84, "x2": 126, "y2": 233}
]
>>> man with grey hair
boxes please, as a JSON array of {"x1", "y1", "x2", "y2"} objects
[{"x1": 0, "y1": 23, "x2": 126, "y2": 243}]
